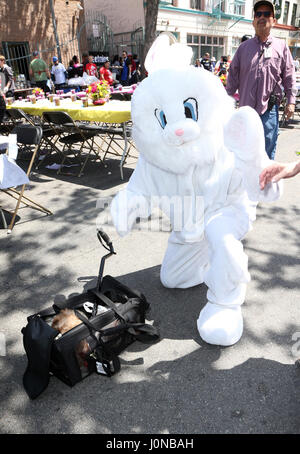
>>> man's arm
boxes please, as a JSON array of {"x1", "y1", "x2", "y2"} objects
[
  {"x1": 3, "y1": 66, "x2": 13, "y2": 92},
  {"x1": 282, "y1": 44, "x2": 296, "y2": 120},
  {"x1": 99, "y1": 67, "x2": 104, "y2": 81},
  {"x1": 226, "y1": 50, "x2": 240, "y2": 97}
]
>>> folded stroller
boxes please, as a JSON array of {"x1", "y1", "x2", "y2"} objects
[{"x1": 22, "y1": 230, "x2": 159, "y2": 399}]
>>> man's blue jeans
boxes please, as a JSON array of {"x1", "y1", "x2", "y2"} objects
[{"x1": 259, "y1": 104, "x2": 279, "y2": 160}]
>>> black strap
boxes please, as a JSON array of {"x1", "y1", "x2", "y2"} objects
[
  {"x1": 74, "y1": 309, "x2": 121, "y2": 376},
  {"x1": 87, "y1": 289, "x2": 159, "y2": 343},
  {"x1": 88, "y1": 288, "x2": 126, "y2": 321},
  {"x1": 94, "y1": 346, "x2": 121, "y2": 377}
]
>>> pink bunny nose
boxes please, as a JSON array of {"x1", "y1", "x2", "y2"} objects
[{"x1": 175, "y1": 128, "x2": 184, "y2": 137}]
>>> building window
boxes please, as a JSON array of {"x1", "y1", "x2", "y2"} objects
[
  {"x1": 187, "y1": 34, "x2": 225, "y2": 62},
  {"x1": 283, "y1": 1, "x2": 290, "y2": 24},
  {"x1": 233, "y1": 3, "x2": 245, "y2": 16},
  {"x1": 190, "y1": 0, "x2": 203, "y2": 10},
  {"x1": 291, "y1": 3, "x2": 297, "y2": 26},
  {"x1": 213, "y1": 0, "x2": 225, "y2": 13},
  {"x1": 1, "y1": 41, "x2": 30, "y2": 80},
  {"x1": 232, "y1": 36, "x2": 241, "y2": 56}
]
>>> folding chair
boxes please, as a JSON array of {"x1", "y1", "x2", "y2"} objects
[
  {"x1": 1, "y1": 124, "x2": 52, "y2": 232},
  {"x1": 42, "y1": 111, "x2": 102, "y2": 177},
  {"x1": 0, "y1": 100, "x2": 15, "y2": 135},
  {"x1": 7, "y1": 108, "x2": 65, "y2": 168},
  {"x1": 98, "y1": 121, "x2": 137, "y2": 179}
]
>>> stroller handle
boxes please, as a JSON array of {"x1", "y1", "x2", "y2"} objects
[
  {"x1": 97, "y1": 229, "x2": 115, "y2": 254},
  {"x1": 96, "y1": 229, "x2": 116, "y2": 292}
]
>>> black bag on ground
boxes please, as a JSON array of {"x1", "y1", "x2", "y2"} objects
[{"x1": 21, "y1": 231, "x2": 159, "y2": 399}]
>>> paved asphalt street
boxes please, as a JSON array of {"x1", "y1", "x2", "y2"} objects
[{"x1": 0, "y1": 118, "x2": 299, "y2": 435}]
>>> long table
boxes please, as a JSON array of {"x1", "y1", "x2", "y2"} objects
[
  {"x1": 7, "y1": 98, "x2": 133, "y2": 178},
  {"x1": 8, "y1": 98, "x2": 131, "y2": 123}
]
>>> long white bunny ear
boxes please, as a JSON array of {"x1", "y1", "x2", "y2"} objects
[{"x1": 145, "y1": 32, "x2": 193, "y2": 74}]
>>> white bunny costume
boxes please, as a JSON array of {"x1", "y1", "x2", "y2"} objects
[{"x1": 110, "y1": 34, "x2": 282, "y2": 346}]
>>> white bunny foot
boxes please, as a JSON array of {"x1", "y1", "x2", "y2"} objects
[{"x1": 197, "y1": 302, "x2": 243, "y2": 346}]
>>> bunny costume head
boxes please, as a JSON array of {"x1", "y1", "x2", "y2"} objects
[
  {"x1": 132, "y1": 35, "x2": 234, "y2": 174},
  {"x1": 110, "y1": 33, "x2": 282, "y2": 347}
]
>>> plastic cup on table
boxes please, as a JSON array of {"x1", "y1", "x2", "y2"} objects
[
  {"x1": 54, "y1": 97, "x2": 60, "y2": 106},
  {"x1": 49, "y1": 94, "x2": 54, "y2": 102},
  {"x1": 31, "y1": 95, "x2": 36, "y2": 104},
  {"x1": 71, "y1": 94, "x2": 77, "y2": 102},
  {"x1": 82, "y1": 97, "x2": 88, "y2": 108}
]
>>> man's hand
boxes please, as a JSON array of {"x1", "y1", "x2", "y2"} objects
[
  {"x1": 259, "y1": 160, "x2": 300, "y2": 189},
  {"x1": 3, "y1": 87, "x2": 8, "y2": 94},
  {"x1": 284, "y1": 103, "x2": 295, "y2": 120}
]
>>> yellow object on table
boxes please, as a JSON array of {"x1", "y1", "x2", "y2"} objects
[{"x1": 7, "y1": 98, "x2": 131, "y2": 124}]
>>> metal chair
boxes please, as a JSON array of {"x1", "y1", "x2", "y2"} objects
[
  {"x1": 6, "y1": 108, "x2": 65, "y2": 167},
  {"x1": 0, "y1": 99, "x2": 15, "y2": 135},
  {"x1": 42, "y1": 111, "x2": 102, "y2": 177},
  {"x1": 1, "y1": 124, "x2": 52, "y2": 232},
  {"x1": 97, "y1": 121, "x2": 137, "y2": 179}
]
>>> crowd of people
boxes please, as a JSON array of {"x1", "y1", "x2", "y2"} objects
[
  {"x1": 27, "y1": 50, "x2": 141, "y2": 94},
  {"x1": 195, "y1": 53, "x2": 232, "y2": 78},
  {"x1": 0, "y1": 50, "x2": 141, "y2": 99}
]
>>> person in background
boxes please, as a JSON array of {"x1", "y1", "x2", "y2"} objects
[
  {"x1": 241, "y1": 34, "x2": 251, "y2": 42},
  {"x1": 211, "y1": 56, "x2": 216, "y2": 71},
  {"x1": 0, "y1": 55, "x2": 15, "y2": 97},
  {"x1": 99, "y1": 60, "x2": 113, "y2": 85},
  {"x1": 51, "y1": 56, "x2": 67, "y2": 91},
  {"x1": 85, "y1": 55, "x2": 98, "y2": 78},
  {"x1": 133, "y1": 54, "x2": 141, "y2": 81},
  {"x1": 200, "y1": 52, "x2": 212, "y2": 71},
  {"x1": 259, "y1": 159, "x2": 300, "y2": 189},
  {"x1": 72, "y1": 55, "x2": 80, "y2": 68},
  {"x1": 127, "y1": 54, "x2": 137, "y2": 85},
  {"x1": 111, "y1": 55, "x2": 122, "y2": 82},
  {"x1": 195, "y1": 58, "x2": 202, "y2": 68},
  {"x1": 214, "y1": 56, "x2": 229, "y2": 76},
  {"x1": 29, "y1": 51, "x2": 50, "y2": 92},
  {"x1": 81, "y1": 53, "x2": 89, "y2": 72},
  {"x1": 120, "y1": 50, "x2": 129, "y2": 86},
  {"x1": 226, "y1": 0, "x2": 296, "y2": 160}
]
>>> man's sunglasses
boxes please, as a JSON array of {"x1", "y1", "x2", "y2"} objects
[{"x1": 255, "y1": 11, "x2": 273, "y2": 18}]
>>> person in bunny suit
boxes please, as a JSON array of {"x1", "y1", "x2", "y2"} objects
[{"x1": 110, "y1": 34, "x2": 282, "y2": 346}]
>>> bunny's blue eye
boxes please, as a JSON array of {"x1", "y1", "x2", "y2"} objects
[
  {"x1": 155, "y1": 109, "x2": 167, "y2": 129},
  {"x1": 184, "y1": 98, "x2": 198, "y2": 121}
]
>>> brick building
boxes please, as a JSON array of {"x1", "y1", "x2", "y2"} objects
[{"x1": 0, "y1": 0, "x2": 87, "y2": 82}]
